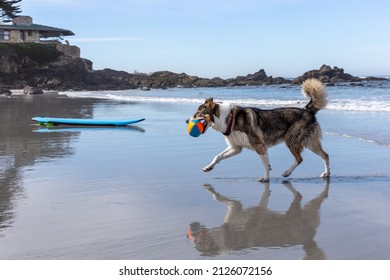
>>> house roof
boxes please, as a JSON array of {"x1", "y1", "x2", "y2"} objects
[{"x1": 0, "y1": 23, "x2": 74, "y2": 37}]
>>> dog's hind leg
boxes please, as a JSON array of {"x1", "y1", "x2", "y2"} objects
[
  {"x1": 203, "y1": 146, "x2": 242, "y2": 172},
  {"x1": 307, "y1": 138, "x2": 330, "y2": 178},
  {"x1": 282, "y1": 145, "x2": 303, "y2": 177}
]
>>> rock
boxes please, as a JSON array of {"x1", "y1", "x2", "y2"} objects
[
  {"x1": 86, "y1": 68, "x2": 138, "y2": 90},
  {"x1": 319, "y1": 64, "x2": 333, "y2": 76},
  {"x1": 46, "y1": 78, "x2": 62, "y2": 88},
  {"x1": 364, "y1": 76, "x2": 388, "y2": 81},
  {"x1": 272, "y1": 76, "x2": 292, "y2": 84},
  {"x1": 292, "y1": 64, "x2": 362, "y2": 84},
  {"x1": 23, "y1": 86, "x2": 43, "y2": 95},
  {"x1": 246, "y1": 69, "x2": 267, "y2": 81},
  {"x1": 0, "y1": 87, "x2": 12, "y2": 96},
  {"x1": 209, "y1": 77, "x2": 227, "y2": 87}
]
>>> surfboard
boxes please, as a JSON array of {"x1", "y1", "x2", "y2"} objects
[{"x1": 32, "y1": 117, "x2": 145, "y2": 126}]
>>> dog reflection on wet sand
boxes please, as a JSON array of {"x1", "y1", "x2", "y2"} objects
[{"x1": 187, "y1": 180, "x2": 329, "y2": 259}]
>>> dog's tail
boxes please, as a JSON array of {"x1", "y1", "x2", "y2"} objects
[{"x1": 301, "y1": 78, "x2": 328, "y2": 114}]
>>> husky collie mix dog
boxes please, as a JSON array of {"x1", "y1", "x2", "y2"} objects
[{"x1": 187, "y1": 78, "x2": 330, "y2": 182}]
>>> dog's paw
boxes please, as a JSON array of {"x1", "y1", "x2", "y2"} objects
[
  {"x1": 320, "y1": 171, "x2": 330, "y2": 178},
  {"x1": 258, "y1": 177, "x2": 269, "y2": 183},
  {"x1": 282, "y1": 170, "x2": 292, "y2": 177},
  {"x1": 202, "y1": 165, "x2": 214, "y2": 172}
]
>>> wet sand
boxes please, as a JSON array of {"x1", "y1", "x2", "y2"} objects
[{"x1": 1, "y1": 94, "x2": 390, "y2": 259}]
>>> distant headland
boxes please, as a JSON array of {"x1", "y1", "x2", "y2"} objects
[{"x1": 0, "y1": 43, "x2": 388, "y2": 94}]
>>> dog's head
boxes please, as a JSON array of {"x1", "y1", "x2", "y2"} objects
[
  {"x1": 186, "y1": 98, "x2": 219, "y2": 134},
  {"x1": 187, "y1": 222, "x2": 220, "y2": 256}
]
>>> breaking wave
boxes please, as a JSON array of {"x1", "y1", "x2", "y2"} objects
[{"x1": 59, "y1": 85, "x2": 390, "y2": 113}]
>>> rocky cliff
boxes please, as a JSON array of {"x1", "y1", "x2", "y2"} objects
[
  {"x1": 0, "y1": 43, "x2": 386, "y2": 92},
  {"x1": 0, "y1": 43, "x2": 94, "y2": 90}
]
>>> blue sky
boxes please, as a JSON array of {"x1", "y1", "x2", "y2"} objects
[{"x1": 21, "y1": 0, "x2": 390, "y2": 78}]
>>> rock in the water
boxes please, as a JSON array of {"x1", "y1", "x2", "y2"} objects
[
  {"x1": 292, "y1": 64, "x2": 362, "y2": 84},
  {"x1": 23, "y1": 86, "x2": 43, "y2": 95}
]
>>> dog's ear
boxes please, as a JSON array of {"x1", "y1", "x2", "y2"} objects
[{"x1": 205, "y1": 97, "x2": 214, "y2": 104}]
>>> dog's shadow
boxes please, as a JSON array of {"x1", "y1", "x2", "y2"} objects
[{"x1": 187, "y1": 179, "x2": 329, "y2": 259}]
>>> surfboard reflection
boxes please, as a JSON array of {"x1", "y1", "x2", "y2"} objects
[
  {"x1": 32, "y1": 124, "x2": 146, "y2": 133},
  {"x1": 187, "y1": 179, "x2": 329, "y2": 259}
]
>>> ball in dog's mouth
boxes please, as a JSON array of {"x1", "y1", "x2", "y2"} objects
[{"x1": 188, "y1": 119, "x2": 207, "y2": 137}]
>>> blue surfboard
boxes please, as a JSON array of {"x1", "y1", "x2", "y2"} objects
[{"x1": 32, "y1": 117, "x2": 145, "y2": 126}]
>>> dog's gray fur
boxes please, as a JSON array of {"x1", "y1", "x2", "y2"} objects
[{"x1": 188, "y1": 78, "x2": 330, "y2": 181}]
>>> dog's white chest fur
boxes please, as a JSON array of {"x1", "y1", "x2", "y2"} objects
[
  {"x1": 226, "y1": 131, "x2": 252, "y2": 149},
  {"x1": 211, "y1": 102, "x2": 231, "y2": 133},
  {"x1": 211, "y1": 103, "x2": 253, "y2": 149}
]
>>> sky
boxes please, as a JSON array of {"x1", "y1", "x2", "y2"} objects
[{"x1": 19, "y1": 0, "x2": 390, "y2": 78}]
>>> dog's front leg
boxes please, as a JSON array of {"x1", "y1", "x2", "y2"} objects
[
  {"x1": 203, "y1": 146, "x2": 242, "y2": 172},
  {"x1": 259, "y1": 152, "x2": 271, "y2": 182}
]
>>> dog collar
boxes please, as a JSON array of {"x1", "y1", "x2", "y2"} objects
[{"x1": 223, "y1": 108, "x2": 234, "y2": 136}]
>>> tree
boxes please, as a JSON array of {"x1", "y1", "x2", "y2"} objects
[{"x1": 0, "y1": 0, "x2": 22, "y2": 23}]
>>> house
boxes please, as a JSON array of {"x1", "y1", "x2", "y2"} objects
[{"x1": 0, "y1": 16, "x2": 80, "y2": 57}]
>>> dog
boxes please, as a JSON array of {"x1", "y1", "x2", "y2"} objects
[
  {"x1": 187, "y1": 181, "x2": 329, "y2": 259},
  {"x1": 187, "y1": 78, "x2": 330, "y2": 182}
]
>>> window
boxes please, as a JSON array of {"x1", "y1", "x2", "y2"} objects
[{"x1": 0, "y1": 30, "x2": 10, "y2": 40}]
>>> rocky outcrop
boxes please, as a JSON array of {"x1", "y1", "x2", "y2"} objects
[
  {"x1": 127, "y1": 69, "x2": 291, "y2": 89},
  {"x1": 292, "y1": 64, "x2": 362, "y2": 84},
  {"x1": 226, "y1": 69, "x2": 291, "y2": 86}
]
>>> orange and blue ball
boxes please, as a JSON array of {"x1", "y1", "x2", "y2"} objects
[{"x1": 187, "y1": 119, "x2": 205, "y2": 137}]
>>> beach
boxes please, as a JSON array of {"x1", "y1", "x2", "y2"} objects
[{"x1": 1, "y1": 87, "x2": 390, "y2": 260}]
